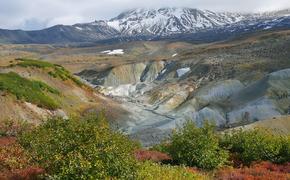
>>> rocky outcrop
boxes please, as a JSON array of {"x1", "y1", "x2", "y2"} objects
[
  {"x1": 140, "y1": 61, "x2": 165, "y2": 82},
  {"x1": 103, "y1": 63, "x2": 146, "y2": 87},
  {"x1": 228, "y1": 98, "x2": 281, "y2": 124},
  {"x1": 195, "y1": 80, "x2": 245, "y2": 105},
  {"x1": 79, "y1": 61, "x2": 165, "y2": 88}
]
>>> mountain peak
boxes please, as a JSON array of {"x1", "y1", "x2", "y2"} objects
[{"x1": 107, "y1": 7, "x2": 247, "y2": 36}]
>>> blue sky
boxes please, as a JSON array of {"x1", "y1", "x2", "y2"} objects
[{"x1": 1, "y1": 0, "x2": 290, "y2": 30}]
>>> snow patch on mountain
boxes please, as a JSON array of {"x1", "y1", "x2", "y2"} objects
[
  {"x1": 75, "y1": 26, "x2": 83, "y2": 31},
  {"x1": 101, "y1": 49, "x2": 124, "y2": 55}
]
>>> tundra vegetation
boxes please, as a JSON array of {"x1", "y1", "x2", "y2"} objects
[
  {"x1": 15, "y1": 58, "x2": 83, "y2": 86},
  {"x1": 17, "y1": 114, "x2": 201, "y2": 179},
  {"x1": 1, "y1": 114, "x2": 288, "y2": 179},
  {"x1": 0, "y1": 72, "x2": 60, "y2": 110}
]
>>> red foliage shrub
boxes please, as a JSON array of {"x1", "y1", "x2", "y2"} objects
[
  {"x1": 251, "y1": 161, "x2": 290, "y2": 174},
  {"x1": 229, "y1": 153, "x2": 244, "y2": 168},
  {"x1": 0, "y1": 137, "x2": 45, "y2": 180},
  {"x1": 186, "y1": 167, "x2": 200, "y2": 174},
  {"x1": 0, "y1": 138, "x2": 29, "y2": 171},
  {"x1": 215, "y1": 161, "x2": 290, "y2": 180},
  {"x1": 9, "y1": 167, "x2": 44, "y2": 180},
  {"x1": 0, "y1": 137, "x2": 16, "y2": 146},
  {"x1": 134, "y1": 150, "x2": 172, "y2": 163},
  {"x1": 1, "y1": 167, "x2": 45, "y2": 180}
]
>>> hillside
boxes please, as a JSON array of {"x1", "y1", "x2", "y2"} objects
[
  {"x1": 230, "y1": 115, "x2": 290, "y2": 135},
  {"x1": 0, "y1": 58, "x2": 126, "y2": 127}
]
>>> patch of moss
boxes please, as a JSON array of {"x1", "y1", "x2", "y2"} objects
[
  {"x1": 16, "y1": 58, "x2": 83, "y2": 86},
  {"x1": 0, "y1": 72, "x2": 60, "y2": 110}
]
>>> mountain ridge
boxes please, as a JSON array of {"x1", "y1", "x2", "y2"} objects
[
  {"x1": 1, "y1": 7, "x2": 290, "y2": 44},
  {"x1": 105, "y1": 8, "x2": 249, "y2": 36}
]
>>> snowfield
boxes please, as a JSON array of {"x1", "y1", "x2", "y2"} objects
[
  {"x1": 101, "y1": 49, "x2": 124, "y2": 55},
  {"x1": 172, "y1": 53, "x2": 178, "y2": 57},
  {"x1": 176, "y1": 67, "x2": 190, "y2": 77}
]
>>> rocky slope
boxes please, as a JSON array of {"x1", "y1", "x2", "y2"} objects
[
  {"x1": 78, "y1": 30, "x2": 290, "y2": 146},
  {"x1": 0, "y1": 58, "x2": 125, "y2": 125},
  {"x1": 231, "y1": 115, "x2": 290, "y2": 135}
]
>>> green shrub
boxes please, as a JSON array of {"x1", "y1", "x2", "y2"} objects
[
  {"x1": 0, "y1": 72, "x2": 59, "y2": 110},
  {"x1": 167, "y1": 121, "x2": 229, "y2": 170},
  {"x1": 221, "y1": 128, "x2": 290, "y2": 165},
  {"x1": 16, "y1": 58, "x2": 83, "y2": 86},
  {"x1": 137, "y1": 161, "x2": 199, "y2": 180},
  {"x1": 19, "y1": 114, "x2": 139, "y2": 179},
  {"x1": 0, "y1": 119, "x2": 33, "y2": 137},
  {"x1": 150, "y1": 142, "x2": 171, "y2": 154},
  {"x1": 48, "y1": 65, "x2": 83, "y2": 86},
  {"x1": 279, "y1": 136, "x2": 290, "y2": 163}
]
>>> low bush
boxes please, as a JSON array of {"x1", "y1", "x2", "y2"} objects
[
  {"x1": 19, "y1": 114, "x2": 139, "y2": 179},
  {"x1": 0, "y1": 137, "x2": 44, "y2": 179},
  {"x1": 137, "y1": 161, "x2": 200, "y2": 180},
  {"x1": 166, "y1": 121, "x2": 229, "y2": 170},
  {"x1": 215, "y1": 161, "x2": 290, "y2": 180},
  {"x1": 0, "y1": 119, "x2": 32, "y2": 137},
  {"x1": 134, "y1": 150, "x2": 172, "y2": 163},
  {"x1": 0, "y1": 72, "x2": 60, "y2": 110},
  {"x1": 150, "y1": 142, "x2": 171, "y2": 154},
  {"x1": 152, "y1": 122, "x2": 289, "y2": 172},
  {"x1": 48, "y1": 65, "x2": 83, "y2": 86},
  {"x1": 0, "y1": 138, "x2": 28, "y2": 171},
  {"x1": 6, "y1": 167, "x2": 45, "y2": 180},
  {"x1": 221, "y1": 128, "x2": 290, "y2": 165}
]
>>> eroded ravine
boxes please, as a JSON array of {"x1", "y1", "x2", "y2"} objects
[{"x1": 78, "y1": 60, "x2": 290, "y2": 146}]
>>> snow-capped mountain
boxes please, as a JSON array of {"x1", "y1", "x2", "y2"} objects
[
  {"x1": 263, "y1": 8, "x2": 290, "y2": 17},
  {"x1": 0, "y1": 8, "x2": 290, "y2": 44},
  {"x1": 106, "y1": 8, "x2": 250, "y2": 36}
]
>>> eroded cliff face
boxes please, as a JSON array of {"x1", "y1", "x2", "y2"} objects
[
  {"x1": 78, "y1": 61, "x2": 165, "y2": 86},
  {"x1": 103, "y1": 63, "x2": 146, "y2": 86},
  {"x1": 78, "y1": 57, "x2": 290, "y2": 146}
]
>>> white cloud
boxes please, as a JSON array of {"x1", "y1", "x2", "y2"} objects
[
  {"x1": 0, "y1": 0, "x2": 290, "y2": 30},
  {"x1": 46, "y1": 16, "x2": 86, "y2": 27}
]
